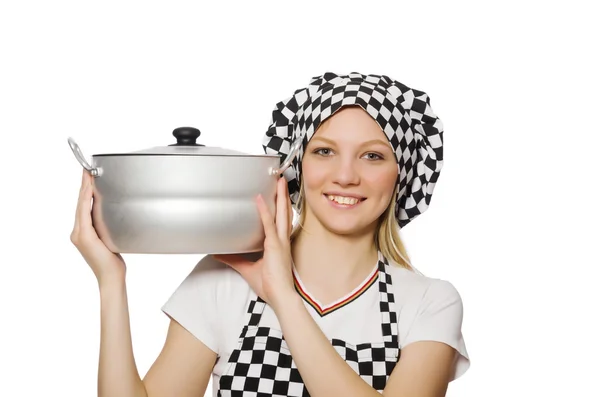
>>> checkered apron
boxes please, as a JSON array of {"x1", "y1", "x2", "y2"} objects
[{"x1": 217, "y1": 257, "x2": 399, "y2": 396}]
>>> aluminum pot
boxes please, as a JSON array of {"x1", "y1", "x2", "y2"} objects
[{"x1": 68, "y1": 126, "x2": 302, "y2": 255}]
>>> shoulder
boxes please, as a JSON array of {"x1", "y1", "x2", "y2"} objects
[
  {"x1": 385, "y1": 261, "x2": 463, "y2": 310},
  {"x1": 385, "y1": 260, "x2": 470, "y2": 380},
  {"x1": 171, "y1": 254, "x2": 255, "y2": 307},
  {"x1": 161, "y1": 255, "x2": 252, "y2": 355},
  {"x1": 182, "y1": 254, "x2": 248, "y2": 292}
]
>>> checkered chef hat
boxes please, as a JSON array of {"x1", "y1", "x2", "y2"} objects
[{"x1": 262, "y1": 71, "x2": 444, "y2": 228}]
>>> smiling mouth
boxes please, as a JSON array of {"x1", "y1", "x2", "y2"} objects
[{"x1": 324, "y1": 194, "x2": 366, "y2": 206}]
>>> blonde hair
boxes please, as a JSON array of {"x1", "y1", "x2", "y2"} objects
[{"x1": 290, "y1": 180, "x2": 415, "y2": 272}]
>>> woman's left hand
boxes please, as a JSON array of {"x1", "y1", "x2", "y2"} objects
[{"x1": 213, "y1": 176, "x2": 297, "y2": 312}]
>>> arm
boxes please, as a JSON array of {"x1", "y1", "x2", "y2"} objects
[
  {"x1": 97, "y1": 279, "x2": 146, "y2": 397},
  {"x1": 97, "y1": 278, "x2": 216, "y2": 397},
  {"x1": 273, "y1": 294, "x2": 457, "y2": 397},
  {"x1": 143, "y1": 317, "x2": 217, "y2": 397},
  {"x1": 72, "y1": 170, "x2": 217, "y2": 397}
]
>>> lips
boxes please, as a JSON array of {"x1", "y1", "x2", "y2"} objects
[{"x1": 324, "y1": 193, "x2": 366, "y2": 206}]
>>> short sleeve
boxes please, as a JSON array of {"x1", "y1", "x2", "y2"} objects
[
  {"x1": 161, "y1": 256, "x2": 223, "y2": 354},
  {"x1": 403, "y1": 279, "x2": 470, "y2": 380}
]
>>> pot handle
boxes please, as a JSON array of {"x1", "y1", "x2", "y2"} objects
[
  {"x1": 269, "y1": 137, "x2": 303, "y2": 176},
  {"x1": 67, "y1": 137, "x2": 101, "y2": 177}
]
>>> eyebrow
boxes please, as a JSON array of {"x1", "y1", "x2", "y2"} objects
[
  {"x1": 360, "y1": 139, "x2": 391, "y2": 148},
  {"x1": 310, "y1": 136, "x2": 391, "y2": 149}
]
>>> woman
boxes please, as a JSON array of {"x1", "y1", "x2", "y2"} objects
[{"x1": 71, "y1": 72, "x2": 470, "y2": 397}]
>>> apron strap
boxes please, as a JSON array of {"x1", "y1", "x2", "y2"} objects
[
  {"x1": 244, "y1": 294, "x2": 267, "y2": 327},
  {"x1": 378, "y1": 255, "x2": 399, "y2": 346}
]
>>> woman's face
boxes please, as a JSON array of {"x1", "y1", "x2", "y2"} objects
[{"x1": 300, "y1": 106, "x2": 398, "y2": 236}]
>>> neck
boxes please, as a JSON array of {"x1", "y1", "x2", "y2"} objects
[{"x1": 291, "y1": 220, "x2": 379, "y2": 285}]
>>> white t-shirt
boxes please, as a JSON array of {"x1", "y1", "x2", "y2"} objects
[{"x1": 162, "y1": 254, "x2": 470, "y2": 396}]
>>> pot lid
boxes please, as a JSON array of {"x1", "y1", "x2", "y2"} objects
[
  {"x1": 68, "y1": 127, "x2": 303, "y2": 178},
  {"x1": 96, "y1": 127, "x2": 269, "y2": 157}
]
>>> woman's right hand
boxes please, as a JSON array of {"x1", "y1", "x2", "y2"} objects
[{"x1": 70, "y1": 169, "x2": 126, "y2": 286}]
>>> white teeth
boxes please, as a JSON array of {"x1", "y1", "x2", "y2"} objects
[{"x1": 327, "y1": 195, "x2": 360, "y2": 205}]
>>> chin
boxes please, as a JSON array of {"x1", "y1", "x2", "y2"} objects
[
  {"x1": 322, "y1": 221, "x2": 375, "y2": 236},
  {"x1": 303, "y1": 193, "x2": 386, "y2": 236},
  {"x1": 312, "y1": 208, "x2": 381, "y2": 237}
]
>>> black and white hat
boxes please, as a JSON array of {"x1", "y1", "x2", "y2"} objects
[{"x1": 262, "y1": 71, "x2": 444, "y2": 228}]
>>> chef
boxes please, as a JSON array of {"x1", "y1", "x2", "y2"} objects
[{"x1": 71, "y1": 71, "x2": 470, "y2": 397}]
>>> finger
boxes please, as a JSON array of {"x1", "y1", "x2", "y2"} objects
[
  {"x1": 275, "y1": 177, "x2": 289, "y2": 242},
  {"x1": 256, "y1": 194, "x2": 278, "y2": 242},
  {"x1": 75, "y1": 171, "x2": 94, "y2": 230},
  {"x1": 73, "y1": 169, "x2": 88, "y2": 230},
  {"x1": 285, "y1": 180, "x2": 293, "y2": 237}
]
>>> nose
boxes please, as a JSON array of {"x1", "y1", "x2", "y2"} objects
[{"x1": 331, "y1": 157, "x2": 360, "y2": 186}]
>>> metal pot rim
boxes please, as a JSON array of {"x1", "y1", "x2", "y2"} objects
[
  {"x1": 91, "y1": 153, "x2": 280, "y2": 158},
  {"x1": 67, "y1": 126, "x2": 303, "y2": 178}
]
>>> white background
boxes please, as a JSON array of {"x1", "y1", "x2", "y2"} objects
[{"x1": 1, "y1": 0, "x2": 598, "y2": 396}]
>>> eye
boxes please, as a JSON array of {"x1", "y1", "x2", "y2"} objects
[
  {"x1": 363, "y1": 152, "x2": 384, "y2": 161},
  {"x1": 313, "y1": 148, "x2": 333, "y2": 156}
]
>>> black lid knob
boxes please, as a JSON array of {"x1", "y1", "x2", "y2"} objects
[{"x1": 171, "y1": 127, "x2": 204, "y2": 146}]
